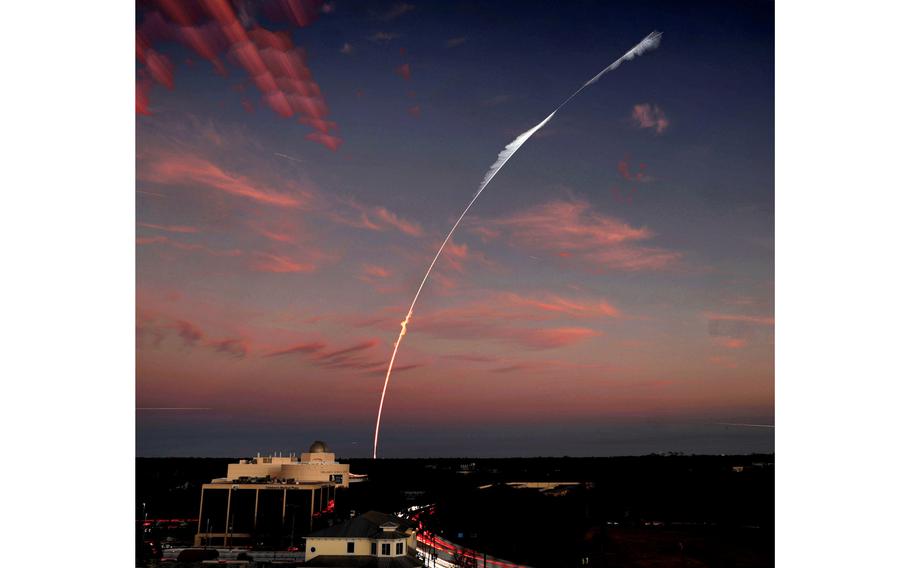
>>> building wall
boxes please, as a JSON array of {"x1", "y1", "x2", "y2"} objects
[
  {"x1": 224, "y1": 456, "x2": 349, "y2": 487},
  {"x1": 280, "y1": 462, "x2": 350, "y2": 487},
  {"x1": 304, "y1": 537, "x2": 372, "y2": 561},
  {"x1": 303, "y1": 537, "x2": 410, "y2": 561}
]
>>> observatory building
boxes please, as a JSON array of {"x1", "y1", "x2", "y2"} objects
[{"x1": 194, "y1": 441, "x2": 351, "y2": 547}]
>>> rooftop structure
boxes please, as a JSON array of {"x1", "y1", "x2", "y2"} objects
[
  {"x1": 194, "y1": 441, "x2": 350, "y2": 548},
  {"x1": 220, "y1": 441, "x2": 350, "y2": 486}
]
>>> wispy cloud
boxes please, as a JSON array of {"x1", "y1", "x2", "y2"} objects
[
  {"x1": 376, "y1": 2, "x2": 415, "y2": 21},
  {"x1": 368, "y1": 31, "x2": 399, "y2": 43},
  {"x1": 331, "y1": 198, "x2": 424, "y2": 237},
  {"x1": 631, "y1": 103, "x2": 669, "y2": 134},
  {"x1": 210, "y1": 338, "x2": 249, "y2": 358},
  {"x1": 446, "y1": 36, "x2": 467, "y2": 48},
  {"x1": 175, "y1": 320, "x2": 204, "y2": 346},
  {"x1": 137, "y1": 235, "x2": 243, "y2": 258},
  {"x1": 705, "y1": 312, "x2": 773, "y2": 349},
  {"x1": 360, "y1": 263, "x2": 391, "y2": 280},
  {"x1": 305, "y1": 132, "x2": 343, "y2": 151},
  {"x1": 266, "y1": 341, "x2": 326, "y2": 357},
  {"x1": 475, "y1": 197, "x2": 681, "y2": 271},
  {"x1": 266, "y1": 337, "x2": 421, "y2": 374},
  {"x1": 137, "y1": 313, "x2": 249, "y2": 359},
  {"x1": 141, "y1": 154, "x2": 305, "y2": 208},
  {"x1": 250, "y1": 252, "x2": 317, "y2": 273},
  {"x1": 138, "y1": 222, "x2": 200, "y2": 234},
  {"x1": 355, "y1": 293, "x2": 610, "y2": 350}
]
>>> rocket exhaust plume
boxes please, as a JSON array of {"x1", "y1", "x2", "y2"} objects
[{"x1": 372, "y1": 31, "x2": 663, "y2": 459}]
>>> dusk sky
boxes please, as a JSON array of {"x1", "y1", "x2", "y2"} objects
[{"x1": 136, "y1": 0, "x2": 773, "y2": 457}]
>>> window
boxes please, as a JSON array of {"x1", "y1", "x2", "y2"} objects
[
  {"x1": 347, "y1": 542, "x2": 355, "y2": 554},
  {"x1": 310, "y1": 546, "x2": 316, "y2": 553},
  {"x1": 381, "y1": 543, "x2": 391, "y2": 555},
  {"x1": 371, "y1": 542, "x2": 377, "y2": 555},
  {"x1": 396, "y1": 542, "x2": 404, "y2": 555}
]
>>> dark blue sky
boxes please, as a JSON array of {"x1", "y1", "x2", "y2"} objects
[{"x1": 137, "y1": 0, "x2": 773, "y2": 457}]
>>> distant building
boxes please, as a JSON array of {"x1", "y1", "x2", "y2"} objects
[
  {"x1": 194, "y1": 441, "x2": 351, "y2": 547},
  {"x1": 303, "y1": 511, "x2": 421, "y2": 567}
]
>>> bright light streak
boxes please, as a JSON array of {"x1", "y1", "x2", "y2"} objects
[{"x1": 373, "y1": 31, "x2": 663, "y2": 459}]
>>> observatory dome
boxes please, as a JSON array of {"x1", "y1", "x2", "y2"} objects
[{"x1": 309, "y1": 440, "x2": 328, "y2": 453}]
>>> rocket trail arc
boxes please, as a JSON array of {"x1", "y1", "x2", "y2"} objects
[{"x1": 372, "y1": 31, "x2": 663, "y2": 459}]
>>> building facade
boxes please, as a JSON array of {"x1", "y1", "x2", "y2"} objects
[
  {"x1": 194, "y1": 441, "x2": 350, "y2": 547},
  {"x1": 303, "y1": 511, "x2": 421, "y2": 567}
]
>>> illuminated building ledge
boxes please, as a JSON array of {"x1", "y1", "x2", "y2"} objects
[
  {"x1": 194, "y1": 441, "x2": 350, "y2": 547},
  {"x1": 223, "y1": 440, "x2": 350, "y2": 487}
]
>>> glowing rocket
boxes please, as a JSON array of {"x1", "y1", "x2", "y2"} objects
[{"x1": 373, "y1": 31, "x2": 664, "y2": 459}]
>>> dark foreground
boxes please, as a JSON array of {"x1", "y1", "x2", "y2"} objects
[{"x1": 137, "y1": 454, "x2": 773, "y2": 567}]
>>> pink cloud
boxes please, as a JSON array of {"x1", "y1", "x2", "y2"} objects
[
  {"x1": 372, "y1": 206, "x2": 423, "y2": 236},
  {"x1": 137, "y1": 77, "x2": 153, "y2": 115},
  {"x1": 138, "y1": 313, "x2": 250, "y2": 359},
  {"x1": 262, "y1": 0, "x2": 326, "y2": 27},
  {"x1": 141, "y1": 153, "x2": 304, "y2": 208},
  {"x1": 265, "y1": 337, "x2": 418, "y2": 374},
  {"x1": 367, "y1": 296, "x2": 606, "y2": 350},
  {"x1": 618, "y1": 156, "x2": 652, "y2": 182},
  {"x1": 137, "y1": 235, "x2": 243, "y2": 258},
  {"x1": 210, "y1": 338, "x2": 249, "y2": 358},
  {"x1": 331, "y1": 199, "x2": 424, "y2": 237},
  {"x1": 306, "y1": 132, "x2": 343, "y2": 151},
  {"x1": 631, "y1": 103, "x2": 669, "y2": 134},
  {"x1": 395, "y1": 63, "x2": 412, "y2": 80},
  {"x1": 510, "y1": 327, "x2": 600, "y2": 349},
  {"x1": 479, "y1": 198, "x2": 681, "y2": 271},
  {"x1": 251, "y1": 252, "x2": 316, "y2": 273},
  {"x1": 144, "y1": 49, "x2": 175, "y2": 89},
  {"x1": 137, "y1": 0, "x2": 341, "y2": 149},
  {"x1": 716, "y1": 337, "x2": 747, "y2": 349},
  {"x1": 174, "y1": 320, "x2": 204, "y2": 346},
  {"x1": 500, "y1": 293, "x2": 621, "y2": 319},
  {"x1": 361, "y1": 264, "x2": 391, "y2": 279},
  {"x1": 256, "y1": 229, "x2": 296, "y2": 243},
  {"x1": 138, "y1": 223, "x2": 200, "y2": 234},
  {"x1": 266, "y1": 341, "x2": 327, "y2": 357}
]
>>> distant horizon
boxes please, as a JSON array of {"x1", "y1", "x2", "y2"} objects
[{"x1": 137, "y1": 452, "x2": 775, "y2": 459}]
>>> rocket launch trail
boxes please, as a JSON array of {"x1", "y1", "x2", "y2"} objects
[{"x1": 372, "y1": 31, "x2": 664, "y2": 459}]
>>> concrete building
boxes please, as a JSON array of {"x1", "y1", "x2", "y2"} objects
[
  {"x1": 194, "y1": 441, "x2": 351, "y2": 547},
  {"x1": 303, "y1": 511, "x2": 421, "y2": 567}
]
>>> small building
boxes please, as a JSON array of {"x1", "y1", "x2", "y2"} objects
[
  {"x1": 194, "y1": 441, "x2": 351, "y2": 547},
  {"x1": 303, "y1": 511, "x2": 421, "y2": 567}
]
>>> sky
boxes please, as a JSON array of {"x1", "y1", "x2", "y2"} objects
[{"x1": 136, "y1": 0, "x2": 774, "y2": 457}]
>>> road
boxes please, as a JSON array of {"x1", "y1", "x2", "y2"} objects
[{"x1": 408, "y1": 505, "x2": 531, "y2": 568}]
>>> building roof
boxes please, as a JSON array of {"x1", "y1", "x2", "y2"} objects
[
  {"x1": 303, "y1": 555, "x2": 422, "y2": 568},
  {"x1": 309, "y1": 511, "x2": 414, "y2": 540},
  {"x1": 309, "y1": 440, "x2": 328, "y2": 453}
]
